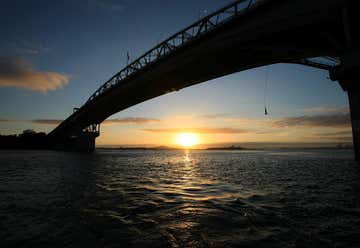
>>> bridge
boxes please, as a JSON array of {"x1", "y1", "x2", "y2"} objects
[{"x1": 48, "y1": 0, "x2": 360, "y2": 159}]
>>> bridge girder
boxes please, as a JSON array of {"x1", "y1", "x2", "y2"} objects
[{"x1": 48, "y1": 0, "x2": 359, "y2": 156}]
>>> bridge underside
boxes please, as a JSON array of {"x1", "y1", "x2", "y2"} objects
[{"x1": 49, "y1": 0, "x2": 360, "y2": 159}]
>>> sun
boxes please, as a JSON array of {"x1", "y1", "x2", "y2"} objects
[{"x1": 175, "y1": 133, "x2": 199, "y2": 147}]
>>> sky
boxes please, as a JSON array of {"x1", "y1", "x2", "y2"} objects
[{"x1": 0, "y1": 0, "x2": 352, "y2": 147}]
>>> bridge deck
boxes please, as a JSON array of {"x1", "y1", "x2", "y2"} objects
[{"x1": 49, "y1": 0, "x2": 347, "y2": 139}]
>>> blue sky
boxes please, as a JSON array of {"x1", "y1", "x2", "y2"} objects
[{"x1": 0, "y1": 0, "x2": 351, "y2": 146}]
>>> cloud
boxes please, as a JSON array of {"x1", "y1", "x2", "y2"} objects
[
  {"x1": 322, "y1": 136, "x2": 352, "y2": 142},
  {"x1": 316, "y1": 130, "x2": 352, "y2": 137},
  {"x1": 29, "y1": 117, "x2": 159, "y2": 126},
  {"x1": 32, "y1": 119, "x2": 62, "y2": 125},
  {"x1": 0, "y1": 118, "x2": 14, "y2": 122},
  {"x1": 14, "y1": 40, "x2": 49, "y2": 55},
  {"x1": 104, "y1": 117, "x2": 160, "y2": 125},
  {"x1": 199, "y1": 113, "x2": 231, "y2": 119},
  {"x1": 0, "y1": 57, "x2": 69, "y2": 92},
  {"x1": 3, "y1": 40, "x2": 49, "y2": 56},
  {"x1": 141, "y1": 127, "x2": 249, "y2": 134},
  {"x1": 304, "y1": 135, "x2": 352, "y2": 143},
  {"x1": 304, "y1": 130, "x2": 352, "y2": 142},
  {"x1": 0, "y1": 118, "x2": 61, "y2": 125},
  {"x1": 303, "y1": 106, "x2": 349, "y2": 114},
  {"x1": 273, "y1": 113, "x2": 351, "y2": 128},
  {"x1": 326, "y1": 136, "x2": 352, "y2": 142}
]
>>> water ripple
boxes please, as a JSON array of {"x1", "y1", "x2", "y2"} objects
[{"x1": 1, "y1": 149, "x2": 360, "y2": 247}]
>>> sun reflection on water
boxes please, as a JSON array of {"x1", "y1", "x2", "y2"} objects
[{"x1": 183, "y1": 150, "x2": 191, "y2": 163}]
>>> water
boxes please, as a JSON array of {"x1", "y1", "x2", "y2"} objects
[{"x1": 1, "y1": 149, "x2": 360, "y2": 247}]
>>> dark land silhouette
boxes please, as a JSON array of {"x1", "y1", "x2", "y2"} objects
[
  {"x1": 0, "y1": 130, "x2": 48, "y2": 150},
  {"x1": 206, "y1": 145, "x2": 245, "y2": 150}
]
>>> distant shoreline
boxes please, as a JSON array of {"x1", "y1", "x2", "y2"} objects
[
  {"x1": 96, "y1": 146, "x2": 352, "y2": 151},
  {"x1": 0, "y1": 131, "x2": 353, "y2": 151},
  {"x1": 0, "y1": 146, "x2": 353, "y2": 152},
  {"x1": 96, "y1": 146, "x2": 246, "y2": 151},
  {"x1": 206, "y1": 145, "x2": 245, "y2": 150}
]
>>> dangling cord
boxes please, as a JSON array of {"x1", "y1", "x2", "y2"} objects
[{"x1": 264, "y1": 67, "x2": 269, "y2": 115}]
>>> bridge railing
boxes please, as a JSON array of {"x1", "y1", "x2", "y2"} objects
[{"x1": 85, "y1": 0, "x2": 265, "y2": 104}]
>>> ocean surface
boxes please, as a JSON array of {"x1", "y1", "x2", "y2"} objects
[{"x1": 1, "y1": 149, "x2": 360, "y2": 247}]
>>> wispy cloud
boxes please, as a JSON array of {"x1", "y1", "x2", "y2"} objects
[
  {"x1": 14, "y1": 40, "x2": 50, "y2": 55},
  {"x1": 303, "y1": 106, "x2": 349, "y2": 114},
  {"x1": 104, "y1": 118, "x2": 160, "y2": 125},
  {"x1": 325, "y1": 136, "x2": 352, "y2": 142},
  {"x1": 316, "y1": 130, "x2": 352, "y2": 137},
  {"x1": 2, "y1": 39, "x2": 49, "y2": 56},
  {"x1": 0, "y1": 118, "x2": 15, "y2": 123},
  {"x1": 304, "y1": 130, "x2": 352, "y2": 142},
  {"x1": 142, "y1": 127, "x2": 249, "y2": 134},
  {"x1": 0, "y1": 57, "x2": 69, "y2": 92},
  {"x1": 1, "y1": 118, "x2": 62, "y2": 125},
  {"x1": 32, "y1": 119, "x2": 62, "y2": 125},
  {"x1": 25, "y1": 117, "x2": 159, "y2": 126},
  {"x1": 199, "y1": 113, "x2": 231, "y2": 119},
  {"x1": 304, "y1": 135, "x2": 352, "y2": 143},
  {"x1": 273, "y1": 113, "x2": 351, "y2": 128}
]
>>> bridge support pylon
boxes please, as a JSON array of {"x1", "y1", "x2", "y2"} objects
[
  {"x1": 67, "y1": 131, "x2": 98, "y2": 152},
  {"x1": 49, "y1": 124, "x2": 100, "y2": 153},
  {"x1": 330, "y1": 50, "x2": 360, "y2": 161},
  {"x1": 340, "y1": 80, "x2": 360, "y2": 161}
]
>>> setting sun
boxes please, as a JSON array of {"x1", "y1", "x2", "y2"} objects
[{"x1": 175, "y1": 133, "x2": 199, "y2": 147}]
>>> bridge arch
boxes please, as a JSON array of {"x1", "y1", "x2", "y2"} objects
[{"x1": 48, "y1": 0, "x2": 359, "y2": 159}]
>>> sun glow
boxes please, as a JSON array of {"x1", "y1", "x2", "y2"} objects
[{"x1": 175, "y1": 133, "x2": 199, "y2": 147}]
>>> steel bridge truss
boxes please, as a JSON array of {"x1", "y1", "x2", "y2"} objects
[
  {"x1": 289, "y1": 57, "x2": 340, "y2": 70},
  {"x1": 82, "y1": 124, "x2": 100, "y2": 137},
  {"x1": 86, "y1": 0, "x2": 340, "y2": 105},
  {"x1": 86, "y1": 0, "x2": 265, "y2": 103}
]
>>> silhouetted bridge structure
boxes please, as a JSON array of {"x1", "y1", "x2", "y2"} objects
[{"x1": 49, "y1": 0, "x2": 360, "y2": 160}]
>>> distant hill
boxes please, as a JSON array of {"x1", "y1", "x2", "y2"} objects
[{"x1": 206, "y1": 145, "x2": 245, "y2": 150}]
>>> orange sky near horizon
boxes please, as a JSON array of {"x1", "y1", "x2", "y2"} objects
[{"x1": 95, "y1": 112, "x2": 352, "y2": 147}]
